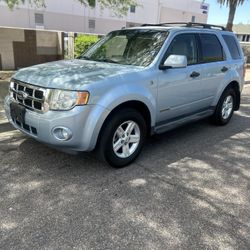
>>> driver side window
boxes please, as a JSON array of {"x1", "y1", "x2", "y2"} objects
[{"x1": 165, "y1": 34, "x2": 198, "y2": 65}]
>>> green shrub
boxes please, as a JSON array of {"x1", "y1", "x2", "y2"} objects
[{"x1": 74, "y1": 34, "x2": 99, "y2": 58}]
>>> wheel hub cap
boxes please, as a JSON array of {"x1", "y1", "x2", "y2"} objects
[
  {"x1": 222, "y1": 95, "x2": 233, "y2": 119},
  {"x1": 112, "y1": 120, "x2": 140, "y2": 158}
]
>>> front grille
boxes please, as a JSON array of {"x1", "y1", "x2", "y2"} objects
[
  {"x1": 10, "y1": 80, "x2": 46, "y2": 112},
  {"x1": 13, "y1": 118, "x2": 38, "y2": 135}
]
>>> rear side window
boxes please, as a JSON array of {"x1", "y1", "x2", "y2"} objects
[
  {"x1": 199, "y1": 34, "x2": 224, "y2": 63},
  {"x1": 222, "y1": 35, "x2": 241, "y2": 60}
]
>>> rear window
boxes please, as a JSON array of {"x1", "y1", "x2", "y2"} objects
[
  {"x1": 222, "y1": 35, "x2": 241, "y2": 60},
  {"x1": 200, "y1": 34, "x2": 224, "y2": 63}
]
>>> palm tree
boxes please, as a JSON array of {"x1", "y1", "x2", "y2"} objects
[{"x1": 217, "y1": 0, "x2": 246, "y2": 31}]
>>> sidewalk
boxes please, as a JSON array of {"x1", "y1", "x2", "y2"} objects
[
  {"x1": 0, "y1": 71, "x2": 15, "y2": 82},
  {"x1": 0, "y1": 80, "x2": 9, "y2": 103}
]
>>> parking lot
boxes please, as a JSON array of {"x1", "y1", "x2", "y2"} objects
[{"x1": 1, "y1": 82, "x2": 250, "y2": 249}]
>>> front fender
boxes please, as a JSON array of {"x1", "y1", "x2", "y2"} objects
[
  {"x1": 94, "y1": 83, "x2": 157, "y2": 127},
  {"x1": 85, "y1": 83, "x2": 157, "y2": 150}
]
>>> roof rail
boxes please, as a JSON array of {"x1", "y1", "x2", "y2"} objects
[{"x1": 141, "y1": 22, "x2": 228, "y2": 31}]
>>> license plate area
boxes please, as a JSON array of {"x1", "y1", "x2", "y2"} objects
[{"x1": 10, "y1": 102, "x2": 26, "y2": 124}]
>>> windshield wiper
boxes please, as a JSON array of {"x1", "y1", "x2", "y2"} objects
[
  {"x1": 80, "y1": 56, "x2": 119, "y2": 64},
  {"x1": 80, "y1": 56, "x2": 91, "y2": 60},
  {"x1": 95, "y1": 58, "x2": 119, "y2": 64}
]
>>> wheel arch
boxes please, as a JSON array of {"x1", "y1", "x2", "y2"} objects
[
  {"x1": 94, "y1": 100, "x2": 153, "y2": 149},
  {"x1": 225, "y1": 81, "x2": 241, "y2": 110},
  {"x1": 215, "y1": 80, "x2": 241, "y2": 111}
]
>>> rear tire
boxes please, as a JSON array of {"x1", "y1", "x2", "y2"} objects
[
  {"x1": 211, "y1": 88, "x2": 236, "y2": 125},
  {"x1": 97, "y1": 108, "x2": 147, "y2": 168}
]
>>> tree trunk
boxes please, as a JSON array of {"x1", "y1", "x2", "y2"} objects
[{"x1": 226, "y1": 2, "x2": 237, "y2": 31}]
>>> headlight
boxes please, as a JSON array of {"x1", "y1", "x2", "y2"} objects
[
  {"x1": 9, "y1": 80, "x2": 15, "y2": 96},
  {"x1": 48, "y1": 89, "x2": 89, "y2": 110}
]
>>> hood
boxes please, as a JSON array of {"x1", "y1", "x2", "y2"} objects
[{"x1": 13, "y1": 59, "x2": 144, "y2": 90}]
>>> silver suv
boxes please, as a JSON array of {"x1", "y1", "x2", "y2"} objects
[{"x1": 4, "y1": 22, "x2": 245, "y2": 167}]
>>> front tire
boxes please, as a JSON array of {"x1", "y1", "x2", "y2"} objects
[
  {"x1": 211, "y1": 88, "x2": 236, "y2": 125},
  {"x1": 97, "y1": 108, "x2": 147, "y2": 168}
]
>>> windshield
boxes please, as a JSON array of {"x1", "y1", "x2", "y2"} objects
[{"x1": 80, "y1": 29, "x2": 168, "y2": 67}]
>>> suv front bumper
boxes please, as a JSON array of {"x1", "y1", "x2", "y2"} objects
[{"x1": 4, "y1": 95, "x2": 109, "y2": 152}]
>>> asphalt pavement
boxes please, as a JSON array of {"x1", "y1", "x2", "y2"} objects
[{"x1": 1, "y1": 84, "x2": 250, "y2": 249}]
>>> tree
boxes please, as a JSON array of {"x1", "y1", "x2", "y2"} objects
[
  {"x1": 2, "y1": 0, "x2": 137, "y2": 16},
  {"x1": 217, "y1": 0, "x2": 246, "y2": 31}
]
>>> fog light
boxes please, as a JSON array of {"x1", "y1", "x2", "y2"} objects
[{"x1": 52, "y1": 127, "x2": 72, "y2": 141}]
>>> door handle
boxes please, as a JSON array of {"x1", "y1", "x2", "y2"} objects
[
  {"x1": 221, "y1": 66, "x2": 228, "y2": 72},
  {"x1": 190, "y1": 71, "x2": 200, "y2": 78}
]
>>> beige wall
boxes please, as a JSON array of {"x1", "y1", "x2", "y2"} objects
[
  {"x1": 0, "y1": 29, "x2": 25, "y2": 69},
  {"x1": 0, "y1": 27, "x2": 63, "y2": 70},
  {"x1": 0, "y1": 0, "x2": 209, "y2": 35},
  {"x1": 160, "y1": 7, "x2": 207, "y2": 23},
  {"x1": 0, "y1": 5, "x2": 31, "y2": 29},
  {"x1": 0, "y1": 5, "x2": 125, "y2": 34}
]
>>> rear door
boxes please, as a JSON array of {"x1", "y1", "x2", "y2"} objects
[
  {"x1": 198, "y1": 33, "x2": 229, "y2": 107},
  {"x1": 222, "y1": 34, "x2": 245, "y2": 85}
]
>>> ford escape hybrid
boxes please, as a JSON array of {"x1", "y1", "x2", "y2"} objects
[{"x1": 4, "y1": 22, "x2": 245, "y2": 167}]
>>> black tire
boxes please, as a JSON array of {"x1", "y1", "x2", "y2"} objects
[
  {"x1": 96, "y1": 108, "x2": 147, "y2": 168},
  {"x1": 211, "y1": 87, "x2": 236, "y2": 125}
]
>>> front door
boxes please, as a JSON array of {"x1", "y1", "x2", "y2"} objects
[{"x1": 157, "y1": 33, "x2": 205, "y2": 124}]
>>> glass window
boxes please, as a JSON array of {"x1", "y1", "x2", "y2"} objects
[
  {"x1": 82, "y1": 29, "x2": 168, "y2": 67},
  {"x1": 222, "y1": 35, "x2": 241, "y2": 60},
  {"x1": 89, "y1": 19, "x2": 95, "y2": 29},
  {"x1": 200, "y1": 34, "x2": 224, "y2": 62},
  {"x1": 165, "y1": 34, "x2": 198, "y2": 65},
  {"x1": 130, "y1": 5, "x2": 136, "y2": 13},
  {"x1": 35, "y1": 13, "x2": 44, "y2": 25}
]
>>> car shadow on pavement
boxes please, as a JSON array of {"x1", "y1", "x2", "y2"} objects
[
  {"x1": 1, "y1": 93, "x2": 250, "y2": 249},
  {"x1": 16, "y1": 102, "x2": 250, "y2": 175},
  {"x1": 0, "y1": 122, "x2": 16, "y2": 133}
]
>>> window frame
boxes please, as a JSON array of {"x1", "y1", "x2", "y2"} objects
[
  {"x1": 160, "y1": 33, "x2": 200, "y2": 67},
  {"x1": 197, "y1": 33, "x2": 225, "y2": 64}
]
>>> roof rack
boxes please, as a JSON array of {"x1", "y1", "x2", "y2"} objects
[{"x1": 141, "y1": 22, "x2": 227, "y2": 31}]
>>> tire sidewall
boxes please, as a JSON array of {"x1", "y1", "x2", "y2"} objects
[
  {"x1": 100, "y1": 109, "x2": 147, "y2": 168},
  {"x1": 215, "y1": 88, "x2": 236, "y2": 125}
]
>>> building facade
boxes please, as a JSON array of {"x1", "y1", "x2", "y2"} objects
[
  {"x1": 233, "y1": 24, "x2": 250, "y2": 63},
  {"x1": 0, "y1": 0, "x2": 209, "y2": 34},
  {"x1": 233, "y1": 24, "x2": 250, "y2": 43}
]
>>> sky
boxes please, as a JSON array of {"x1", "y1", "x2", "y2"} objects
[{"x1": 206, "y1": 0, "x2": 250, "y2": 25}]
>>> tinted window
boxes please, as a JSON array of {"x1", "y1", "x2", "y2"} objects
[
  {"x1": 165, "y1": 34, "x2": 198, "y2": 65},
  {"x1": 200, "y1": 34, "x2": 224, "y2": 63},
  {"x1": 222, "y1": 35, "x2": 241, "y2": 60}
]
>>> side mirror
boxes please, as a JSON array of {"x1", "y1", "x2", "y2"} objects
[{"x1": 159, "y1": 55, "x2": 187, "y2": 70}]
